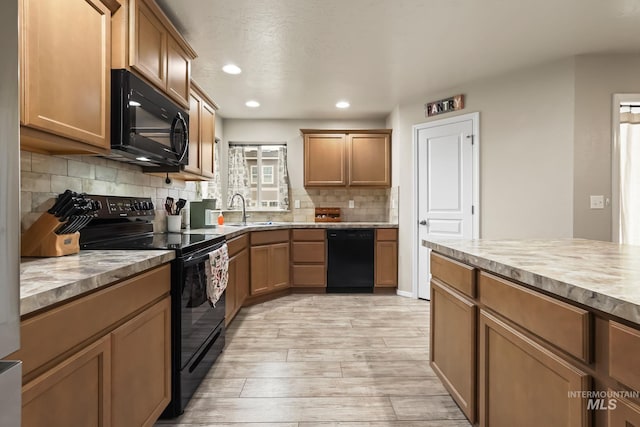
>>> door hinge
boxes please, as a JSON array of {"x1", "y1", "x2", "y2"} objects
[
  {"x1": 466, "y1": 134, "x2": 474, "y2": 145},
  {"x1": 472, "y1": 205, "x2": 475, "y2": 215}
]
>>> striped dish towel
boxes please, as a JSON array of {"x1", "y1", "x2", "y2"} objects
[{"x1": 205, "y1": 243, "x2": 229, "y2": 307}]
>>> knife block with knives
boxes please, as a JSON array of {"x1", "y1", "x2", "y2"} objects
[{"x1": 21, "y1": 190, "x2": 100, "y2": 257}]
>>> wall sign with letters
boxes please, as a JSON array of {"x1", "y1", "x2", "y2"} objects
[{"x1": 425, "y1": 94, "x2": 465, "y2": 117}]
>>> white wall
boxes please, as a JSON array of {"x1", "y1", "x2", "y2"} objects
[
  {"x1": 393, "y1": 58, "x2": 576, "y2": 294},
  {"x1": 573, "y1": 54, "x2": 640, "y2": 241}
]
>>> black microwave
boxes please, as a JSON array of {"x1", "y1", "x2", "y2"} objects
[{"x1": 111, "y1": 69, "x2": 189, "y2": 167}]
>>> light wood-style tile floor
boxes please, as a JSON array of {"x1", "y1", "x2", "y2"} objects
[{"x1": 156, "y1": 294, "x2": 472, "y2": 427}]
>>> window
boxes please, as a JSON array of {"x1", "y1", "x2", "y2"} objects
[{"x1": 227, "y1": 144, "x2": 289, "y2": 210}]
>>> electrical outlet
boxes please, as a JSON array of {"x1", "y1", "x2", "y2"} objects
[
  {"x1": 294, "y1": 199, "x2": 300, "y2": 209},
  {"x1": 590, "y1": 195, "x2": 604, "y2": 209},
  {"x1": 348, "y1": 200, "x2": 355, "y2": 208}
]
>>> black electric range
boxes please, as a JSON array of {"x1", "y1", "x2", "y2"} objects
[{"x1": 80, "y1": 195, "x2": 227, "y2": 418}]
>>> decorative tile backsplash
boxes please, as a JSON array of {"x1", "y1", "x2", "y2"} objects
[
  {"x1": 20, "y1": 151, "x2": 201, "y2": 232},
  {"x1": 20, "y1": 151, "x2": 398, "y2": 232}
]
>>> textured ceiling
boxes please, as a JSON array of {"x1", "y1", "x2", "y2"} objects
[{"x1": 157, "y1": 0, "x2": 640, "y2": 119}]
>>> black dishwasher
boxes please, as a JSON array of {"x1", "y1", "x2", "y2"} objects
[{"x1": 327, "y1": 229, "x2": 375, "y2": 293}]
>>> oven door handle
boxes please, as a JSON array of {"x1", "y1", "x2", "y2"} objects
[{"x1": 182, "y1": 242, "x2": 226, "y2": 266}]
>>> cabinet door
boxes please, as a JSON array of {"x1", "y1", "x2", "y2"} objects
[
  {"x1": 111, "y1": 297, "x2": 171, "y2": 427},
  {"x1": 430, "y1": 280, "x2": 476, "y2": 422},
  {"x1": 131, "y1": 0, "x2": 166, "y2": 89},
  {"x1": 235, "y1": 248, "x2": 250, "y2": 307},
  {"x1": 166, "y1": 36, "x2": 190, "y2": 108},
  {"x1": 225, "y1": 255, "x2": 238, "y2": 325},
  {"x1": 200, "y1": 102, "x2": 216, "y2": 178},
  {"x1": 20, "y1": 0, "x2": 111, "y2": 150},
  {"x1": 185, "y1": 92, "x2": 202, "y2": 174},
  {"x1": 251, "y1": 245, "x2": 270, "y2": 295},
  {"x1": 348, "y1": 133, "x2": 391, "y2": 187},
  {"x1": 270, "y1": 242, "x2": 290, "y2": 290},
  {"x1": 478, "y1": 310, "x2": 590, "y2": 427},
  {"x1": 375, "y1": 241, "x2": 397, "y2": 287},
  {"x1": 304, "y1": 134, "x2": 347, "y2": 186},
  {"x1": 22, "y1": 336, "x2": 111, "y2": 427}
]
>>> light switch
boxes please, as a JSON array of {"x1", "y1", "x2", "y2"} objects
[
  {"x1": 348, "y1": 200, "x2": 355, "y2": 208},
  {"x1": 294, "y1": 199, "x2": 300, "y2": 209},
  {"x1": 590, "y1": 195, "x2": 604, "y2": 209}
]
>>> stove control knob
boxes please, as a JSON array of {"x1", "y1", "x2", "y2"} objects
[{"x1": 140, "y1": 201, "x2": 148, "y2": 210}]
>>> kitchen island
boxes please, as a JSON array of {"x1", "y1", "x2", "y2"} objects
[{"x1": 422, "y1": 238, "x2": 640, "y2": 427}]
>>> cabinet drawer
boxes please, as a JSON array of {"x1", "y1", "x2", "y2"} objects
[
  {"x1": 608, "y1": 392, "x2": 640, "y2": 426},
  {"x1": 292, "y1": 242, "x2": 325, "y2": 263},
  {"x1": 251, "y1": 230, "x2": 290, "y2": 245},
  {"x1": 292, "y1": 265, "x2": 326, "y2": 286},
  {"x1": 227, "y1": 233, "x2": 249, "y2": 257},
  {"x1": 609, "y1": 321, "x2": 640, "y2": 391},
  {"x1": 14, "y1": 264, "x2": 171, "y2": 380},
  {"x1": 376, "y1": 228, "x2": 397, "y2": 241},
  {"x1": 430, "y1": 253, "x2": 475, "y2": 297},
  {"x1": 292, "y1": 229, "x2": 325, "y2": 241},
  {"x1": 479, "y1": 271, "x2": 591, "y2": 362}
]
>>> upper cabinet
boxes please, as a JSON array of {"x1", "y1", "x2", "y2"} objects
[
  {"x1": 301, "y1": 129, "x2": 392, "y2": 188},
  {"x1": 19, "y1": 0, "x2": 117, "y2": 155},
  {"x1": 184, "y1": 81, "x2": 217, "y2": 179},
  {"x1": 112, "y1": 0, "x2": 197, "y2": 109}
]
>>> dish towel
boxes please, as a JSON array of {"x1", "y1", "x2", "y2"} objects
[{"x1": 204, "y1": 243, "x2": 229, "y2": 307}]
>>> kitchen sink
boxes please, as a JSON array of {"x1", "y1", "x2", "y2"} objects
[{"x1": 224, "y1": 221, "x2": 282, "y2": 227}]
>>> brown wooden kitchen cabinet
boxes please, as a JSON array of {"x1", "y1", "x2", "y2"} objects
[
  {"x1": 112, "y1": 0, "x2": 197, "y2": 109},
  {"x1": 226, "y1": 234, "x2": 250, "y2": 325},
  {"x1": 183, "y1": 82, "x2": 217, "y2": 179},
  {"x1": 375, "y1": 228, "x2": 398, "y2": 288},
  {"x1": 19, "y1": 0, "x2": 116, "y2": 155},
  {"x1": 301, "y1": 129, "x2": 391, "y2": 188},
  {"x1": 291, "y1": 229, "x2": 327, "y2": 291},
  {"x1": 111, "y1": 297, "x2": 171, "y2": 427},
  {"x1": 478, "y1": 310, "x2": 590, "y2": 427},
  {"x1": 430, "y1": 260, "x2": 477, "y2": 423},
  {"x1": 250, "y1": 230, "x2": 290, "y2": 297},
  {"x1": 13, "y1": 264, "x2": 171, "y2": 427}
]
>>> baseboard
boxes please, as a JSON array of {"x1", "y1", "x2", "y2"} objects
[{"x1": 396, "y1": 289, "x2": 414, "y2": 298}]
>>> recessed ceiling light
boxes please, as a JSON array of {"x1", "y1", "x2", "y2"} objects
[
  {"x1": 245, "y1": 100, "x2": 260, "y2": 108},
  {"x1": 222, "y1": 64, "x2": 242, "y2": 74},
  {"x1": 336, "y1": 101, "x2": 350, "y2": 109}
]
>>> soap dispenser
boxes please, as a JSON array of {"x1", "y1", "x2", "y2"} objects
[{"x1": 217, "y1": 211, "x2": 224, "y2": 226}]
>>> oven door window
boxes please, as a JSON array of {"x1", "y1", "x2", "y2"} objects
[{"x1": 180, "y1": 260, "x2": 225, "y2": 369}]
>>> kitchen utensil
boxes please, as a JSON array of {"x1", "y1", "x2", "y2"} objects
[
  {"x1": 165, "y1": 197, "x2": 174, "y2": 215},
  {"x1": 47, "y1": 189, "x2": 74, "y2": 217},
  {"x1": 175, "y1": 198, "x2": 186, "y2": 215}
]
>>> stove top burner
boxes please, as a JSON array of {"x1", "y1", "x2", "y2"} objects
[{"x1": 81, "y1": 231, "x2": 225, "y2": 255}]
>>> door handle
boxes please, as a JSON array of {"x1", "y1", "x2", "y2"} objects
[{"x1": 419, "y1": 219, "x2": 428, "y2": 226}]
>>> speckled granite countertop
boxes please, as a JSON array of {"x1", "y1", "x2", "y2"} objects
[
  {"x1": 20, "y1": 250, "x2": 175, "y2": 316},
  {"x1": 188, "y1": 221, "x2": 398, "y2": 239},
  {"x1": 423, "y1": 238, "x2": 640, "y2": 325}
]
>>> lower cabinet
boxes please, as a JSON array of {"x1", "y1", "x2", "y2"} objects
[
  {"x1": 375, "y1": 229, "x2": 398, "y2": 288},
  {"x1": 250, "y1": 230, "x2": 290, "y2": 297},
  {"x1": 16, "y1": 264, "x2": 172, "y2": 427},
  {"x1": 478, "y1": 309, "x2": 590, "y2": 427},
  {"x1": 291, "y1": 229, "x2": 326, "y2": 290},
  {"x1": 22, "y1": 336, "x2": 111, "y2": 427},
  {"x1": 111, "y1": 297, "x2": 171, "y2": 427},
  {"x1": 430, "y1": 279, "x2": 476, "y2": 423},
  {"x1": 226, "y1": 247, "x2": 249, "y2": 325}
]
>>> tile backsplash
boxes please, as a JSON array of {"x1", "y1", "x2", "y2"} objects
[
  {"x1": 20, "y1": 151, "x2": 201, "y2": 232},
  {"x1": 20, "y1": 151, "x2": 398, "y2": 232}
]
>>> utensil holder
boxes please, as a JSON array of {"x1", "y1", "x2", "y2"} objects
[{"x1": 21, "y1": 212, "x2": 80, "y2": 257}]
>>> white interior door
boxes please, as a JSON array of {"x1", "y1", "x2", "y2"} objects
[{"x1": 417, "y1": 116, "x2": 477, "y2": 299}]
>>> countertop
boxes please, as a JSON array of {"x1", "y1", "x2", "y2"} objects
[
  {"x1": 423, "y1": 238, "x2": 640, "y2": 325},
  {"x1": 19, "y1": 222, "x2": 395, "y2": 316},
  {"x1": 188, "y1": 221, "x2": 398, "y2": 240},
  {"x1": 20, "y1": 250, "x2": 175, "y2": 316}
]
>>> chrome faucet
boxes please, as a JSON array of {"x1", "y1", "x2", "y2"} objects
[{"x1": 229, "y1": 193, "x2": 247, "y2": 225}]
